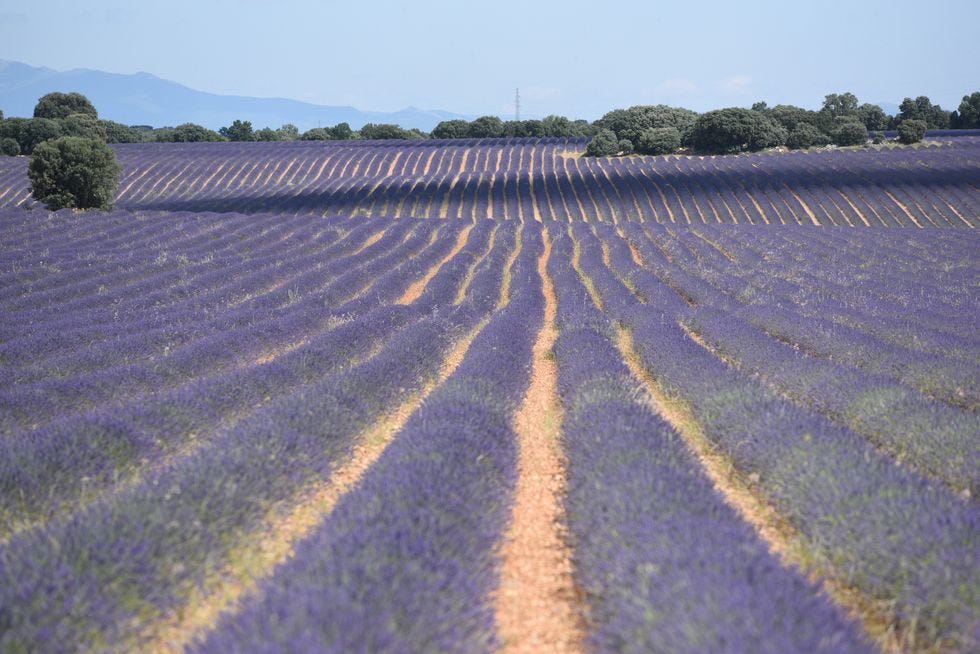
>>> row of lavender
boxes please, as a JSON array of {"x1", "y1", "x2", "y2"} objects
[
  {"x1": 613, "y1": 222, "x2": 980, "y2": 491},
  {"x1": 0, "y1": 207, "x2": 523, "y2": 651},
  {"x1": 1, "y1": 208, "x2": 977, "y2": 651},
  {"x1": 204, "y1": 220, "x2": 978, "y2": 652},
  {"x1": 195, "y1": 222, "x2": 545, "y2": 652},
  {"x1": 194, "y1": 222, "x2": 918, "y2": 654},
  {"x1": 571, "y1": 221, "x2": 979, "y2": 651},
  {"x1": 0, "y1": 137, "x2": 977, "y2": 224},
  {"x1": 548, "y1": 229, "x2": 873, "y2": 653},
  {"x1": 0, "y1": 212, "x2": 496, "y2": 545}
]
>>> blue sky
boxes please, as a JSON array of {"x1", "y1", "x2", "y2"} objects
[{"x1": 2, "y1": 0, "x2": 978, "y2": 119}]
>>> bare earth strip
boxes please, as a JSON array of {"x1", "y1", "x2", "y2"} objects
[
  {"x1": 135, "y1": 318, "x2": 492, "y2": 654},
  {"x1": 783, "y1": 183, "x2": 822, "y2": 225},
  {"x1": 495, "y1": 228, "x2": 588, "y2": 654},
  {"x1": 614, "y1": 326, "x2": 904, "y2": 654},
  {"x1": 690, "y1": 229, "x2": 738, "y2": 263},
  {"x1": 835, "y1": 191, "x2": 872, "y2": 227},
  {"x1": 116, "y1": 161, "x2": 161, "y2": 200},
  {"x1": 348, "y1": 226, "x2": 389, "y2": 257},
  {"x1": 882, "y1": 190, "x2": 924, "y2": 227},
  {"x1": 396, "y1": 223, "x2": 474, "y2": 304},
  {"x1": 615, "y1": 227, "x2": 646, "y2": 267}
]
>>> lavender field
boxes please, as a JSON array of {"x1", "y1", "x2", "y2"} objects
[
  {"x1": 0, "y1": 136, "x2": 978, "y2": 225},
  {"x1": 0, "y1": 138, "x2": 978, "y2": 653}
]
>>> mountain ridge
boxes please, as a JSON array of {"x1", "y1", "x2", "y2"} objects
[{"x1": 0, "y1": 60, "x2": 471, "y2": 132}]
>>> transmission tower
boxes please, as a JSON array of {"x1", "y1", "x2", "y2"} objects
[{"x1": 515, "y1": 88, "x2": 521, "y2": 121}]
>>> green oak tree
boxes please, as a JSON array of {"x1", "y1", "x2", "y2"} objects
[
  {"x1": 219, "y1": 120, "x2": 255, "y2": 141},
  {"x1": 636, "y1": 127, "x2": 681, "y2": 155},
  {"x1": 952, "y1": 92, "x2": 980, "y2": 128},
  {"x1": 466, "y1": 116, "x2": 504, "y2": 138},
  {"x1": 689, "y1": 108, "x2": 787, "y2": 154},
  {"x1": 33, "y1": 92, "x2": 98, "y2": 120},
  {"x1": 28, "y1": 136, "x2": 121, "y2": 210},
  {"x1": 432, "y1": 119, "x2": 470, "y2": 139},
  {"x1": 898, "y1": 119, "x2": 927, "y2": 144},
  {"x1": 896, "y1": 96, "x2": 950, "y2": 129},
  {"x1": 584, "y1": 129, "x2": 619, "y2": 157}
]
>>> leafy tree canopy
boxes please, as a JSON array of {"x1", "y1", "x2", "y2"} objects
[
  {"x1": 898, "y1": 119, "x2": 927, "y2": 144},
  {"x1": 832, "y1": 120, "x2": 867, "y2": 146},
  {"x1": 540, "y1": 115, "x2": 595, "y2": 137},
  {"x1": 359, "y1": 123, "x2": 395, "y2": 140},
  {"x1": 359, "y1": 123, "x2": 423, "y2": 140},
  {"x1": 855, "y1": 103, "x2": 890, "y2": 131},
  {"x1": 521, "y1": 119, "x2": 545, "y2": 137},
  {"x1": 432, "y1": 116, "x2": 591, "y2": 139},
  {"x1": 277, "y1": 124, "x2": 300, "y2": 140},
  {"x1": 467, "y1": 116, "x2": 504, "y2": 138},
  {"x1": 101, "y1": 120, "x2": 144, "y2": 143},
  {"x1": 60, "y1": 113, "x2": 107, "y2": 141},
  {"x1": 219, "y1": 119, "x2": 255, "y2": 141},
  {"x1": 299, "y1": 123, "x2": 355, "y2": 141},
  {"x1": 786, "y1": 123, "x2": 831, "y2": 150},
  {"x1": 767, "y1": 105, "x2": 820, "y2": 132},
  {"x1": 300, "y1": 127, "x2": 331, "y2": 141},
  {"x1": 0, "y1": 118, "x2": 28, "y2": 152},
  {"x1": 252, "y1": 124, "x2": 301, "y2": 141},
  {"x1": 815, "y1": 92, "x2": 868, "y2": 132},
  {"x1": 689, "y1": 108, "x2": 787, "y2": 154},
  {"x1": 595, "y1": 105, "x2": 698, "y2": 145},
  {"x1": 432, "y1": 119, "x2": 470, "y2": 139},
  {"x1": 584, "y1": 129, "x2": 619, "y2": 157},
  {"x1": 636, "y1": 127, "x2": 681, "y2": 155},
  {"x1": 34, "y1": 92, "x2": 98, "y2": 120},
  {"x1": 0, "y1": 137, "x2": 19, "y2": 156},
  {"x1": 28, "y1": 136, "x2": 121, "y2": 210},
  {"x1": 500, "y1": 119, "x2": 546, "y2": 138},
  {"x1": 329, "y1": 122, "x2": 354, "y2": 140},
  {"x1": 953, "y1": 92, "x2": 980, "y2": 128},
  {"x1": 500, "y1": 120, "x2": 531, "y2": 138},
  {"x1": 897, "y1": 96, "x2": 950, "y2": 129},
  {"x1": 164, "y1": 123, "x2": 224, "y2": 142},
  {"x1": 19, "y1": 118, "x2": 64, "y2": 154},
  {"x1": 820, "y1": 92, "x2": 859, "y2": 119},
  {"x1": 254, "y1": 127, "x2": 278, "y2": 141}
]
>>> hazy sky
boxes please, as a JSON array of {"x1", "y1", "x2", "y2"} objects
[{"x1": 2, "y1": 0, "x2": 978, "y2": 119}]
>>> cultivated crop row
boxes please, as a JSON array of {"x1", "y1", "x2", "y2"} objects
[
  {"x1": 0, "y1": 208, "x2": 976, "y2": 652},
  {"x1": 0, "y1": 136, "x2": 977, "y2": 225}
]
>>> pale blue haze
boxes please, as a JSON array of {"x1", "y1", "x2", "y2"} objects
[{"x1": 1, "y1": 0, "x2": 978, "y2": 119}]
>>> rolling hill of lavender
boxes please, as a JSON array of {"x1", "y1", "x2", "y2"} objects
[{"x1": 0, "y1": 136, "x2": 977, "y2": 653}]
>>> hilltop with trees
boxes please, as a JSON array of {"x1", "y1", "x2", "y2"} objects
[
  {"x1": 581, "y1": 90, "x2": 980, "y2": 157},
  {"x1": 432, "y1": 115, "x2": 595, "y2": 139},
  {"x1": 3, "y1": 88, "x2": 978, "y2": 164},
  {"x1": 0, "y1": 92, "x2": 122, "y2": 210}
]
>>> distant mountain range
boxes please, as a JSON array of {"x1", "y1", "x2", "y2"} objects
[
  {"x1": 0, "y1": 60, "x2": 916, "y2": 134},
  {"x1": 0, "y1": 60, "x2": 472, "y2": 132}
]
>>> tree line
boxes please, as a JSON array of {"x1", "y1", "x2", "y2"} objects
[
  {"x1": 3, "y1": 90, "x2": 978, "y2": 159},
  {"x1": 430, "y1": 92, "x2": 979, "y2": 156},
  {"x1": 0, "y1": 93, "x2": 431, "y2": 155},
  {"x1": 584, "y1": 92, "x2": 980, "y2": 157}
]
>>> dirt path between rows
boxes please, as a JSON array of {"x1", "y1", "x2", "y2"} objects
[
  {"x1": 396, "y1": 223, "x2": 473, "y2": 304},
  {"x1": 495, "y1": 228, "x2": 587, "y2": 654}
]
